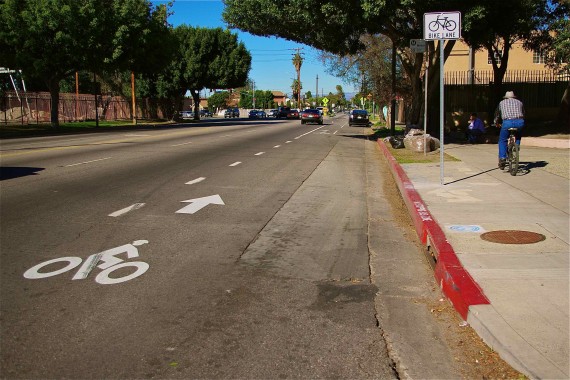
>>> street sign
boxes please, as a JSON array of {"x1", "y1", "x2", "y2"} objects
[
  {"x1": 423, "y1": 12, "x2": 461, "y2": 40},
  {"x1": 410, "y1": 39, "x2": 426, "y2": 53},
  {"x1": 322, "y1": 97, "x2": 329, "y2": 105}
]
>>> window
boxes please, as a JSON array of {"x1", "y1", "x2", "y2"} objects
[
  {"x1": 488, "y1": 49, "x2": 502, "y2": 65},
  {"x1": 533, "y1": 50, "x2": 545, "y2": 64}
]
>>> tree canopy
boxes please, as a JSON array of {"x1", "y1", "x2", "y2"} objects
[
  {"x1": 0, "y1": 0, "x2": 172, "y2": 126},
  {"x1": 173, "y1": 26, "x2": 251, "y2": 119},
  {"x1": 223, "y1": 0, "x2": 568, "y2": 130}
]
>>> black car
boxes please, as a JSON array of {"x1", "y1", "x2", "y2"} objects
[
  {"x1": 224, "y1": 107, "x2": 239, "y2": 118},
  {"x1": 349, "y1": 109, "x2": 369, "y2": 126},
  {"x1": 200, "y1": 109, "x2": 213, "y2": 117},
  {"x1": 275, "y1": 106, "x2": 291, "y2": 118}
]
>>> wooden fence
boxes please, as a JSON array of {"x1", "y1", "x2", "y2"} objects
[{"x1": 1, "y1": 91, "x2": 167, "y2": 125}]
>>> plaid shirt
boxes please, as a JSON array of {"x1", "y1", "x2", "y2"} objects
[{"x1": 497, "y1": 98, "x2": 525, "y2": 120}]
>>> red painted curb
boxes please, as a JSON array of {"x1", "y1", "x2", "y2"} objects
[{"x1": 377, "y1": 139, "x2": 489, "y2": 319}]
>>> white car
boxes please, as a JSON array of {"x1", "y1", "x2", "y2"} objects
[{"x1": 267, "y1": 109, "x2": 277, "y2": 117}]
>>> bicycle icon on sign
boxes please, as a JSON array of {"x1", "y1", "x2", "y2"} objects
[
  {"x1": 428, "y1": 15, "x2": 457, "y2": 32},
  {"x1": 23, "y1": 240, "x2": 150, "y2": 285}
]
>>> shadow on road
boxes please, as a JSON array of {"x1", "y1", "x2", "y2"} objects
[{"x1": 0, "y1": 167, "x2": 45, "y2": 181}]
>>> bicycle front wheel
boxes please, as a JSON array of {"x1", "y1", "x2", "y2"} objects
[{"x1": 508, "y1": 143, "x2": 519, "y2": 176}]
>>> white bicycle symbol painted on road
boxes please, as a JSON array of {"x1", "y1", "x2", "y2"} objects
[{"x1": 23, "y1": 240, "x2": 149, "y2": 285}]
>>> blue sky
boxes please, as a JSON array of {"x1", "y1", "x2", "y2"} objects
[{"x1": 150, "y1": 0, "x2": 357, "y2": 97}]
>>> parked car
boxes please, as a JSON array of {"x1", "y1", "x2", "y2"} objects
[
  {"x1": 180, "y1": 110, "x2": 194, "y2": 119},
  {"x1": 200, "y1": 109, "x2": 213, "y2": 117},
  {"x1": 267, "y1": 109, "x2": 278, "y2": 117},
  {"x1": 349, "y1": 109, "x2": 369, "y2": 126},
  {"x1": 256, "y1": 110, "x2": 267, "y2": 118},
  {"x1": 275, "y1": 106, "x2": 291, "y2": 118},
  {"x1": 248, "y1": 110, "x2": 259, "y2": 118},
  {"x1": 224, "y1": 107, "x2": 239, "y2": 118},
  {"x1": 287, "y1": 109, "x2": 300, "y2": 119},
  {"x1": 300, "y1": 109, "x2": 323, "y2": 125}
]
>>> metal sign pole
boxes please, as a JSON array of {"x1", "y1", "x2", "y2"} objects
[
  {"x1": 423, "y1": 11, "x2": 462, "y2": 185},
  {"x1": 424, "y1": 46, "x2": 428, "y2": 156},
  {"x1": 440, "y1": 40, "x2": 445, "y2": 185}
]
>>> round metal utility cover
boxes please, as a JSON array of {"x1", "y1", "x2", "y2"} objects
[{"x1": 480, "y1": 230, "x2": 546, "y2": 244}]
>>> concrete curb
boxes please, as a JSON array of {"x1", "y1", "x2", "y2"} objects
[{"x1": 376, "y1": 139, "x2": 490, "y2": 320}]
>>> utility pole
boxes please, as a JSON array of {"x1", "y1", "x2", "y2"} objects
[
  {"x1": 316, "y1": 74, "x2": 319, "y2": 107},
  {"x1": 391, "y1": 40, "x2": 396, "y2": 136},
  {"x1": 131, "y1": 71, "x2": 136, "y2": 124},
  {"x1": 252, "y1": 80, "x2": 255, "y2": 109}
]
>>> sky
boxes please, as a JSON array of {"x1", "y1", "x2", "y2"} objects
[{"x1": 150, "y1": 0, "x2": 357, "y2": 98}]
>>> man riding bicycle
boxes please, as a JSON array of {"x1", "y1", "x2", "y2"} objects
[{"x1": 494, "y1": 91, "x2": 525, "y2": 169}]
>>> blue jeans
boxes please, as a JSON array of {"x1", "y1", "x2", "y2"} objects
[{"x1": 499, "y1": 119, "x2": 524, "y2": 159}]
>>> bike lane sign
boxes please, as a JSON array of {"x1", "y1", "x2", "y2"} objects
[{"x1": 424, "y1": 12, "x2": 461, "y2": 40}]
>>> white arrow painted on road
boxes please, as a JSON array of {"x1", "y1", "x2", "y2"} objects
[{"x1": 175, "y1": 195, "x2": 225, "y2": 214}]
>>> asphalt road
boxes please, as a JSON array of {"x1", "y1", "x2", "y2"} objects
[
  {"x1": 1, "y1": 120, "x2": 392, "y2": 378},
  {"x1": 1, "y1": 116, "x2": 462, "y2": 379}
]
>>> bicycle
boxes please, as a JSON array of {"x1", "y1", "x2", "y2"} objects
[
  {"x1": 428, "y1": 16, "x2": 457, "y2": 32},
  {"x1": 505, "y1": 128, "x2": 520, "y2": 176}
]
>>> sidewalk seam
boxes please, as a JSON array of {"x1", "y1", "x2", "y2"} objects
[{"x1": 376, "y1": 139, "x2": 490, "y2": 320}]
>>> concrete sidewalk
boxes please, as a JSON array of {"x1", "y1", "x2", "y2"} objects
[{"x1": 378, "y1": 140, "x2": 569, "y2": 379}]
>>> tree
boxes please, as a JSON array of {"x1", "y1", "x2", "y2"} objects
[
  {"x1": 176, "y1": 26, "x2": 251, "y2": 119},
  {"x1": 462, "y1": 0, "x2": 568, "y2": 106},
  {"x1": 292, "y1": 52, "x2": 303, "y2": 106},
  {"x1": 208, "y1": 91, "x2": 230, "y2": 113},
  {"x1": 291, "y1": 79, "x2": 302, "y2": 106},
  {"x1": 0, "y1": 0, "x2": 171, "y2": 127},
  {"x1": 223, "y1": 0, "x2": 470, "y2": 134}
]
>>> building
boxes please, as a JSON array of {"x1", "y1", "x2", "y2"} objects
[{"x1": 444, "y1": 39, "x2": 558, "y2": 84}]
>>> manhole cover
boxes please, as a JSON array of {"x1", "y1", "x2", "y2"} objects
[{"x1": 480, "y1": 230, "x2": 546, "y2": 244}]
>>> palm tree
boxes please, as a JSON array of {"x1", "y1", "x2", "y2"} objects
[
  {"x1": 292, "y1": 52, "x2": 303, "y2": 106},
  {"x1": 291, "y1": 79, "x2": 302, "y2": 107}
]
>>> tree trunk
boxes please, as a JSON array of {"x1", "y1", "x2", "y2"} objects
[
  {"x1": 190, "y1": 89, "x2": 200, "y2": 120},
  {"x1": 47, "y1": 77, "x2": 60, "y2": 127}
]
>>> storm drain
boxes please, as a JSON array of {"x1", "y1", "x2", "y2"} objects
[{"x1": 480, "y1": 230, "x2": 546, "y2": 244}]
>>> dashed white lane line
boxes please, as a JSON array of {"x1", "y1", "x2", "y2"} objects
[
  {"x1": 109, "y1": 203, "x2": 146, "y2": 217},
  {"x1": 171, "y1": 141, "x2": 193, "y2": 147},
  {"x1": 255, "y1": 152, "x2": 265, "y2": 156},
  {"x1": 229, "y1": 161, "x2": 242, "y2": 167},
  {"x1": 65, "y1": 157, "x2": 112, "y2": 167},
  {"x1": 186, "y1": 177, "x2": 206, "y2": 185},
  {"x1": 294, "y1": 125, "x2": 326, "y2": 139},
  {"x1": 274, "y1": 145, "x2": 281, "y2": 148},
  {"x1": 285, "y1": 141, "x2": 292, "y2": 144}
]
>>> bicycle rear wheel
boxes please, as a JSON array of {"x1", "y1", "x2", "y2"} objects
[{"x1": 508, "y1": 143, "x2": 519, "y2": 176}]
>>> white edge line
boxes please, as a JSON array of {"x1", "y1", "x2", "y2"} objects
[
  {"x1": 65, "y1": 157, "x2": 112, "y2": 167},
  {"x1": 229, "y1": 161, "x2": 242, "y2": 167},
  {"x1": 109, "y1": 203, "x2": 146, "y2": 217},
  {"x1": 186, "y1": 177, "x2": 206, "y2": 185}
]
